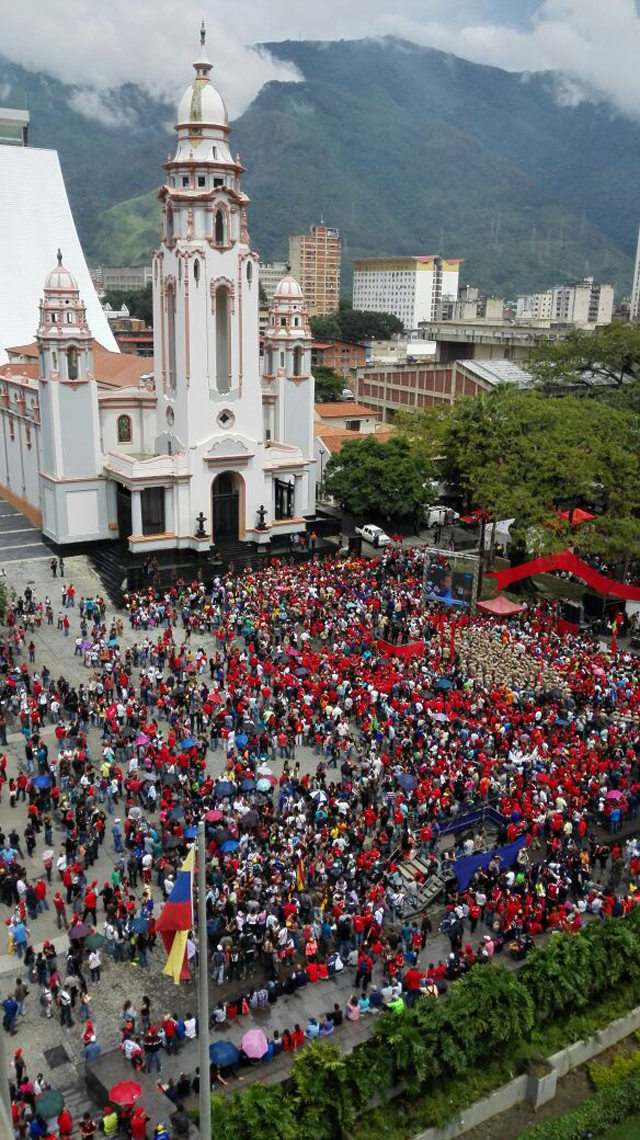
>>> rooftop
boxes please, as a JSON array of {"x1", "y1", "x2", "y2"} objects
[
  {"x1": 314, "y1": 424, "x2": 393, "y2": 453},
  {"x1": 456, "y1": 359, "x2": 535, "y2": 388},
  {"x1": 315, "y1": 402, "x2": 379, "y2": 418},
  {"x1": 3, "y1": 340, "x2": 152, "y2": 390}
]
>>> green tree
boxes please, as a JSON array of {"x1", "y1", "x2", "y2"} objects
[
  {"x1": 527, "y1": 321, "x2": 640, "y2": 391},
  {"x1": 323, "y1": 435, "x2": 433, "y2": 519},
  {"x1": 258, "y1": 281, "x2": 268, "y2": 306},
  {"x1": 310, "y1": 307, "x2": 403, "y2": 343},
  {"x1": 210, "y1": 1085, "x2": 297, "y2": 1140},
  {"x1": 314, "y1": 366, "x2": 347, "y2": 402},
  {"x1": 291, "y1": 1042, "x2": 356, "y2": 1140},
  {"x1": 103, "y1": 282, "x2": 153, "y2": 324}
]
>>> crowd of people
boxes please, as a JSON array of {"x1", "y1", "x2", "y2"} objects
[{"x1": 2, "y1": 545, "x2": 640, "y2": 1137}]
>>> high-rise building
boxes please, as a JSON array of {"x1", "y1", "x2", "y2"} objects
[
  {"x1": 259, "y1": 261, "x2": 289, "y2": 302},
  {"x1": 288, "y1": 224, "x2": 341, "y2": 316},
  {"x1": 352, "y1": 256, "x2": 463, "y2": 331},
  {"x1": 516, "y1": 278, "x2": 613, "y2": 326},
  {"x1": 631, "y1": 224, "x2": 640, "y2": 322}
]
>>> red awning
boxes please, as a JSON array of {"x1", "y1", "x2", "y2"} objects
[{"x1": 477, "y1": 594, "x2": 526, "y2": 617}]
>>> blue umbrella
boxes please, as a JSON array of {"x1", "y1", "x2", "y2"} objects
[
  {"x1": 396, "y1": 772, "x2": 418, "y2": 791},
  {"x1": 220, "y1": 840, "x2": 239, "y2": 853},
  {"x1": 130, "y1": 917, "x2": 149, "y2": 934},
  {"x1": 32, "y1": 775, "x2": 52, "y2": 789},
  {"x1": 215, "y1": 781, "x2": 234, "y2": 798},
  {"x1": 210, "y1": 1040, "x2": 239, "y2": 1067},
  {"x1": 180, "y1": 737, "x2": 197, "y2": 749},
  {"x1": 168, "y1": 806, "x2": 185, "y2": 820},
  {"x1": 184, "y1": 826, "x2": 197, "y2": 839},
  {"x1": 436, "y1": 678, "x2": 454, "y2": 690},
  {"x1": 241, "y1": 778, "x2": 256, "y2": 791},
  {"x1": 236, "y1": 733, "x2": 248, "y2": 747}
]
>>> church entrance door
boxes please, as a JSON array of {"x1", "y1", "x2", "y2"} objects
[
  {"x1": 116, "y1": 484, "x2": 132, "y2": 540},
  {"x1": 211, "y1": 472, "x2": 240, "y2": 540}
]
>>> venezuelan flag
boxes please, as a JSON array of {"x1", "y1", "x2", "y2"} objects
[{"x1": 156, "y1": 846, "x2": 195, "y2": 984}]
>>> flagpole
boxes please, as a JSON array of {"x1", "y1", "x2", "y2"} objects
[{"x1": 197, "y1": 819, "x2": 211, "y2": 1139}]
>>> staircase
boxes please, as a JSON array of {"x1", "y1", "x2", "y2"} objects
[
  {"x1": 396, "y1": 854, "x2": 450, "y2": 918},
  {"x1": 89, "y1": 541, "x2": 129, "y2": 606}
]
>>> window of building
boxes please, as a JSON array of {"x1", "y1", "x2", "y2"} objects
[
  {"x1": 66, "y1": 312, "x2": 73, "y2": 325},
  {"x1": 141, "y1": 487, "x2": 165, "y2": 535},
  {"x1": 215, "y1": 210, "x2": 226, "y2": 246},
  {"x1": 198, "y1": 175, "x2": 206, "y2": 187},
  {"x1": 67, "y1": 347, "x2": 79, "y2": 380},
  {"x1": 214, "y1": 176, "x2": 223, "y2": 187},
  {"x1": 275, "y1": 478, "x2": 294, "y2": 520},
  {"x1": 50, "y1": 312, "x2": 57, "y2": 324},
  {"x1": 167, "y1": 287, "x2": 177, "y2": 389},
  {"x1": 193, "y1": 259, "x2": 200, "y2": 284},
  {"x1": 166, "y1": 205, "x2": 174, "y2": 243},
  {"x1": 117, "y1": 414, "x2": 132, "y2": 444},
  {"x1": 215, "y1": 286, "x2": 230, "y2": 393},
  {"x1": 182, "y1": 175, "x2": 189, "y2": 188},
  {"x1": 346, "y1": 420, "x2": 361, "y2": 431},
  {"x1": 293, "y1": 346, "x2": 303, "y2": 377},
  {"x1": 246, "y1": 261, "x2": 253, "y2": 284}
]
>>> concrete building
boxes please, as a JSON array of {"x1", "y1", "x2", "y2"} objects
[
  {"x1": 415, "y1": 319, "x2": 572, "y2": 364},
  {"x1": 0, "y1": 110, "x2": 117, "y2": 364},
  {"x1": 99, "y1": 265, "x2": 154, "y2": 292},
  {"x1": 517, "y1": 278, "x2": 614, "y2": 326},
  {"x1": 352, "y1": 256, "x2": 462, "y2": 331},
  {"x1": 314, "y1": 402, "x2": 379, "y2": 433},
  {"x1": 311, "y1": 339, "x2": 367, "y2": 373},
  {"x1": 0, "y1": 28, "x2": 316, "y2": 550},
  {"x1": 259, "y1": 262, "x2": 289, "y2": 302},
  {"x1": 353, "y1": 358, "x2": 533, "y2": 423},
  {"x1": 288, "y1": 225, "x2": 341, "y2": 316},
  {"x1": 631, "y1": 224, "x2": 640, "y2": 323}
]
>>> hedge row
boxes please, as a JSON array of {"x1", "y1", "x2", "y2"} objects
[
  {"x1": 207, "y1": 909, "x2": 640, "y2": 1140},
  {"x1": 519, "y1": 1071, "x2": 640, "y2": 1140}
]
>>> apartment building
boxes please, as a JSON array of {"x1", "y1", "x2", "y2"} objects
[
  {"x1": 288, "y1": 224, "x2": 341, "y2": 316},
  {"x1": 352, "y1": 255, "x2": 462, "y2": 331}
]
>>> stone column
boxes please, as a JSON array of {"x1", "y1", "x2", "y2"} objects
[
  {"x1": 164, "y1": 487, "x2": 174, "y2": 534},
  {"x1": 131, "y1": 489, "x2": 143, "y2": 536}
]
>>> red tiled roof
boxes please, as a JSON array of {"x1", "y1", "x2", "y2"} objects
[
  {"x1": 3, "y1": 340, "x2": 152, "y2": 390},
  {"x1": 315, "y1": 402, "x2": 379, "y2": 418}
]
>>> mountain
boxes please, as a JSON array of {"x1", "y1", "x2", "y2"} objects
[{"x1": 3, "y1": 39, "x2": 640, "y2": 297}]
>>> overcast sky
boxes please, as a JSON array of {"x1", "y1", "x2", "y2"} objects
[{"x1": 2, "y1": 0, "x2": 640, "y2": 121}]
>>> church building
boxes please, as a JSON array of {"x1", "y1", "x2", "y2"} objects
[{"x1": 0, "y1": 27, "x2": 316, "y2": 553}]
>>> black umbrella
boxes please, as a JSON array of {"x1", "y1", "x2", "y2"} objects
[
  {"x1": 68, "y1": 923, "x2": 91, "y2": 940},
  {"x1": 212, "y1": 828, "x2": 233, "y2": 845},
  {"x1": 239, "y1": 810, "x2": 259, "y2": 828},
  {"x1": 164, "y1": 835, "x2": 185, "y2": 849}
]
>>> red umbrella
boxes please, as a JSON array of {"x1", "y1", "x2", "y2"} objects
[
  {"x1": 109, "y1": 1080, "x2": 142, "y2": 1106},
  {"x1": 205, "y1": 810, "x2": 223, "y2": 822}
]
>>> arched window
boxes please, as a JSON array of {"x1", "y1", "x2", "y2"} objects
[
  {"x1": 246, "y1": 261, "x2": 253, "y2": 284},
  {"x1": 167, "y1": 286, "x2": 177, "y2": 389},
  {"x1": 215, "y1": 209, "x2": 225, "y2": 247},
  {"x1": 215, "y1": 286, "x2": 230, "y2": 393},
  {"x1": 66, "y1": 311, "x2": 73, "y2": 325},
  {"x1": 265, "y1": 347, "x2": 274, "y2": 375},
  {"x1": 193, "y1": 259, "x2": 200, "y2": 284},
  {"x1": 67, "y1": 347, "x2": 78, "y2": 380},
  {"x1": 166, "y1": 204, "x2": 174, "y2": 243},
  {"x1": 117, "y1": 415, "x2": 132, "y2": 444},
  {"x1": 293, "y1": 346, "x2": 303, "y2": 377}
]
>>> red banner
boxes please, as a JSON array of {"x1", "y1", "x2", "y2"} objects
[
  {"x1": 487, "y1": 550, "x2": 640, "y2": 602},
  {"x1": 377, "y1": 639, "x2": 425, "y2": 660}
]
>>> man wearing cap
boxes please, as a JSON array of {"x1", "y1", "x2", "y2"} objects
[{"x1": 112, "y1": 819, "x2": 123, "y2": 853}]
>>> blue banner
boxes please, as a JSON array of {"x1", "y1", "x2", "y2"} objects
[{"x1": 452, "y1": 835, "x2": 526, "y2": 893}]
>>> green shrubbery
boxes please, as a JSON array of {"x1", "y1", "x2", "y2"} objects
[
  {"x1": 203, "y1": 910, "x2": 640, "y2": 1140},
  {"x1": 518, "y1": 1072, "x2": 640, "y2": 1140}
]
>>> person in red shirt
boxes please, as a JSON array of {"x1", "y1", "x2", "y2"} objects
[
  {"x1": 58, "y1": 1107, "x2": 73, "y2": 1138},
  {"x1": 129, "y1": 1106, "x2": 149, "y2": 1140}
]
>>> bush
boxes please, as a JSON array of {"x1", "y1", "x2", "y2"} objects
[
  {"x1": 589, "y1": 1050, "x2": 640, "y2": 1090},
  {"x1": 518, "y1": 1071, "x2": 640, "y2": 1139}
]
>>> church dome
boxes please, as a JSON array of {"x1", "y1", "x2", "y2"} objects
[
  {"x1": 177, "y1": 74, "x2": 228, "y2": 128},
  {"x1": 44, "y1": 251, "x2": 78, "y2": 293},
  {"x1": 273, "y1": 274, "x2": 303, "y2": 300},
  {"x1": 177, "y1": 26, "x2": 228, "y2": 129}
]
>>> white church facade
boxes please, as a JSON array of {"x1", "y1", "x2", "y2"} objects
[{"x1": 0, "y1": 28, "x2": 316, "y2": 553}]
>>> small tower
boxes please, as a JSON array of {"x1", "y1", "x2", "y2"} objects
[
  {"x1": 36, "y1": 250, "x2": 94, "y2": 382},
  {"x1": 262, "y1": 273, "x2": 314, "y2": 457}
]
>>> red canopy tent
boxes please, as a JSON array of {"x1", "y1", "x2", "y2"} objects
[
  {"x1": 477, "y1": 594, "x2": 526, "y2": 617},
  {"x1": 556, "y1": 508, "x2": 595, "y2": 525},
  {"x1": 487, "y1": 550, "x2": 640, "y2": 602}
]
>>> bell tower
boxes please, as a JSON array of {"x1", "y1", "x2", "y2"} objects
[
  {"x1": 152, "y1": 24, "x2": 261, "y2": 454},
  {"x1": 36, "y1": 250, "x2": 94, "y2": 383}
]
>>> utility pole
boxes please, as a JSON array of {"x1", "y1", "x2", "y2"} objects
[{"x1": 197, "y1": 820, "x2": 211, "y2": 1139}]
